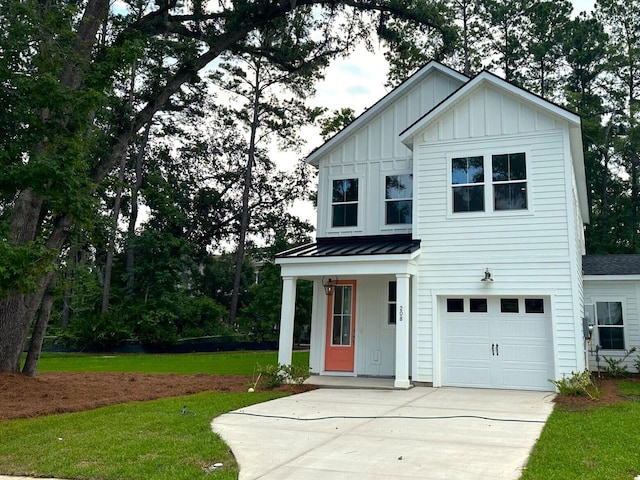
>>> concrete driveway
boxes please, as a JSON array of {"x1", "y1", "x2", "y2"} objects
[{"x1": 212, "y1": 387, "x2": 554, "y2": 480}]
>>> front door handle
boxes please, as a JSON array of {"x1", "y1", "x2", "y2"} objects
[
  {"x1": 491, "y1": 343, "x2": 495, "y2": 356},
  {"x1": 495, "y1": 344, "x2": 499, "y2": 356}
]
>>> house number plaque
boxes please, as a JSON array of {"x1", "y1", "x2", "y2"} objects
[{"x1": 399, "y1": 306, "x2": 404, "y2": 322}]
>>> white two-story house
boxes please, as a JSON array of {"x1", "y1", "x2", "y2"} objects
[{"x1": 275, "y1": 61, "x2": 602, "y2": 391}]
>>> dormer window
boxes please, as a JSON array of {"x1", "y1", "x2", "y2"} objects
[
  {"x1": 332, "y1": 179, "x2": 358, "y2": 227},
  {"x1": 385, "y1": 174, "x2": 413, "y2": 224}
]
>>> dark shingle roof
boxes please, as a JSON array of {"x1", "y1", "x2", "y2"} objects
[
  {"x1": 583, "y1": 255, "x2": 640, "y2": 275},
  {"x1": 277, "y1": 235, "x2": 421, "y2": 259}
]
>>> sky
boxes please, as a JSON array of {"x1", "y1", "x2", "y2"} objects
[{"x1": 288, "y1": 0, "x2": 597, "y2": 228}]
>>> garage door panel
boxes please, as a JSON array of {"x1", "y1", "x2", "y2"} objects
[
  {"x1": 501, "y1": 368, "x2": 552, "y2": 390},
  {"x1": 446, "y1": 366, "x2": 491, "y2": 387},
  {"x1": 447, "y1": 318, "x2": 490, "y2": 337},
  {"x1": 447, "y1": 342, "x2": 490, "y2": 361},
  {"x1": 499, "y1": 344, "x2": 550, "y2": 362},
  {"x1": 500, "y1": 320, "x2": 548, "y2": 339}
]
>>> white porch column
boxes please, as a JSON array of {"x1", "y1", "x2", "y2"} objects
[
  {"x1": 394, "y1": 273, "x2": 411, "y2": 389},
  {"x1": 277, "y1": 276, "x2": 297, "y2": 366}
]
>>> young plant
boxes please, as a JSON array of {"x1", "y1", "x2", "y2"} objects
[
  {"x1": 601, "y1": 347, "x2": 637, "y2": 378},
  {"x1": 549, "y1": 370, "x2": 600, "y2": 399}
]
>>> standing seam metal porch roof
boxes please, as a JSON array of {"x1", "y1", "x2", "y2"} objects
[{"x1": 276, "y1": 235, "x2": 421, "y2": 258}]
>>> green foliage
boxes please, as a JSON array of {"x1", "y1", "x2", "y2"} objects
[
  {"x1": 0, "y1": 238, "x2": 56, "y2": 297},
  {"x1": 60, "y1": 311, "x2": 132, "y2": 349},
  {"x1": 600, "y1": 347, "x2": 637, "y2": 378},
  {"x1": 549, "y1": 370, "x2": 601, "y2": 399},
  {"x1": 254, "y1": 362, "x2": 310, "y2": 389}
]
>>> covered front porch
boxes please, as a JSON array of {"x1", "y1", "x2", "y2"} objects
[{"x1": 275, "y1": 235, "x2": 421, "y2": 389}]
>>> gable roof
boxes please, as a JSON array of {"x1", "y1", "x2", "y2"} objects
[
  {"x1": 583, "y1": 254, "x2": 640, "y2": 276},
  {"x1": 398, "y1": 70, "x2": 589, "y2": 223},
  {"x1": 305, "y1": 61, "x2": 468, "y2": 166}
]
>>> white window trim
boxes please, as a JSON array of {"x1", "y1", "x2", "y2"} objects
[
  {"x1": 591, "y1": 298, "x2": 628, "y2": 353},
  {"x1": 446, "y1": 148, "x2": 534, "y2": 219},
  {"x1": 327, "y1": 175, "x2": 364, "y2": 233}
]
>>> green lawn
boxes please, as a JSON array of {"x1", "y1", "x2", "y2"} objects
[
  {"x1": 0, "y1": 391, "x2": 287, "y2": 480},
  {"x1": 521, "y1": 388, "x2": 640, "y2": 479},
  {"x1": 3, "y1": 351, "x2": 310, "y2": 480},
  {"x1": 33, "y1": 350, "x2": 309, "y2": 375}
]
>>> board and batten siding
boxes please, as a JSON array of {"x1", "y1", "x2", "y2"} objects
[
  {"x1": 315, "y1": 71, "x2": 463, "y2": 238},
  {"x1": 409, "y1": 84, "x2": 584, "y2": 383},
  {"x1": 584, "y1": 280, "x2": 640, "y2": 372}
]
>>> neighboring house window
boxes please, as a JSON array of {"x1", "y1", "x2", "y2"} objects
[
  {"x1": 596, "y1": 302, "x2": 625, "y2": 350},
  {"x1": 385, "y1": 174, "x2": 413, "y2": 224},
  {"x1": 332, "y1": 179, "x2": 358, "y2": 227},
  {"x1": 388, "y1": 281, "x2": 397, "y2": 325},
  {"x1": 492, "y1": 153, "x2": 527, "y2": 210},
  {"x1": 452, "y1": 156, "x2": 484, "y2": 212}
]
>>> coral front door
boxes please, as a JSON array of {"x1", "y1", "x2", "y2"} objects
[{"x1": 325, "y1": 281, "x2": 356, "y2": 372}]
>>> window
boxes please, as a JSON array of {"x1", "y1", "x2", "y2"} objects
[
  {"x1": 447, "y1": 298, "x2": 464, "y2": 313},
  {"x1": 501, "y1": 299, "x2": 519, "y2": 313},
  {"x1": 492, "y1": 153, "x2": 527, "y2": 210},
  {"x1": 385, "y1": 174, "x2": 413, "y2": 224},
  {"x1": 452, "y1": 156, "x2": 484, "y2": 212},
  {"x1": 388, "y1": 281, "x2": 397, "y2": 325},
  {"x1": 470, "y1": 298, "x2": 487, "y2": 313},
  {"x1": 332, "y1": 179, "x2": 358, "y2": 227},
  {"x1": 596, "y1": 302, "x2": 625, "y2": 350},
  {"x1": 525, "y1": 298, "x2": 544, "y2": 314}
]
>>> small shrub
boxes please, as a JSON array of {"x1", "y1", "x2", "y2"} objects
[
  {"x1": 634, "y1": 350, "x2": 640, "y2": 374},
  {"x1": 254, "y1": 363, "x2": 310, "y2": 390},
  {"x1": 549, "y1": 370, "x2": 600, "y2": 399},
  {"x1": 601, "y1": 347, "x2": 637, "y2": 378}
]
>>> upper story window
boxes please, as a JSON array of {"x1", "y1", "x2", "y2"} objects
[
  {"x1": 385, "y1": 174, "x2": 413, "y2": 224},
  {"x1": 492, "y1": 153, "x2": 527, "y2": 210},
  {"x1": 596, "y1": 301, "x2": 625, "y2": 350},
  {"x1": 452, "y1": 156, "x2": 484, "y2": 212},
  {"x1": 332, "y1": 179, "x2": 358, "y2": 227}
]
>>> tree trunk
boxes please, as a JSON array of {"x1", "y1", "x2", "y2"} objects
[
  {"x1": 229, "y1": 61, "x2": 262, "y2": 324},
  {"x1": 102, "y1": 151, "x2": 127, "y2": 313},
  {"x1": 126, "y1": 120, "x2": 151, "y2": 294},
  {"x1": 23, "y1": 279, "x2": 56, "y2": 376}
]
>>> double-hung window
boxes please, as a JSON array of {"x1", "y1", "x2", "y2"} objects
[
  {"x1": 452, "y1": 156, "x2": 484, "y2": 212},
  {"x1": 385, "y1": 174, "x2": 413, "y2": 224},
  {"x1": 332, "y1": 179, "x2": 358, "y2": 227},
  {"x1": 596, "y1": 302, "x2": 625, "y2": 350},
  {"x1": 492, "y1": 153, "x2": 527, "y2": 210}
]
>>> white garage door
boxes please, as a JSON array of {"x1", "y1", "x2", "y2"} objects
[{"x1": 441, "y1": 297, "x2": 554, "y2": 391}]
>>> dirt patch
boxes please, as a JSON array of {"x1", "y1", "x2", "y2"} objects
[{"x1": 0, "y1": 372, "x2": 315, "y2": 421}]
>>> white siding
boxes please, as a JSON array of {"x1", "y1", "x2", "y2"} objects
[
  {"x1": 410, "y1": 83, "x2": 582, "y2": 383},
  {"x1": 316, "y1": 71, "x2": 464, "y2": 237},
  {"x1": 584, "y1": 280, "x2": 640, "y2": 372}
]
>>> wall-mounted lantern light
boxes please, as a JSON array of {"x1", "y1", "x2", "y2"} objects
[{"x1": 322, "y1": 276, "x2": 338, "y2": 296}]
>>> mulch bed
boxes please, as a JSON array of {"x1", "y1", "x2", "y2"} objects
[
  {"x1": 0, "y1": 372, "x2": 315, "y2": 421},
  {"x1": 553, "y1": 375, "x2": 640, "y2": 409}
]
